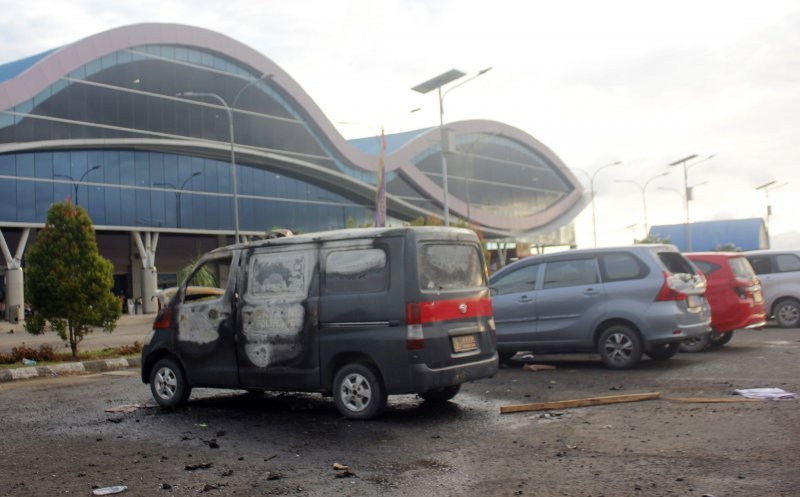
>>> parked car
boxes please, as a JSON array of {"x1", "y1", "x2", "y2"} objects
[
  {"x1": 744, "y1": 249, "x2": 800, "y2": 328},
  {"x1": 141, "y1": 227, "x2": 498, "y2": 419},
  {"x1": 489, "y1": 245, "x2": 711, "y2": 369},
  {"x1": 683, "y1": 252, "x2": 767, "y2": 351}
]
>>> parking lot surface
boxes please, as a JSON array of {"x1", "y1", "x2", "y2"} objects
[{"x1": 0, "y1": 326, "x2": 798, "y2": 497}]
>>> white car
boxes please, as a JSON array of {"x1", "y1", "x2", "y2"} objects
[{"x1": 745, "y1": 250, "x2": 800, "y2": 328}]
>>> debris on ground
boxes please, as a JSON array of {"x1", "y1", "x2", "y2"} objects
[
  {"x1": 501, "y1": 392, "x2": 661, "y2": 414},
  {"x1": 522, "y1": 364, "x2": 556, "y2": 372},
  {"x1": 266, "y1": 471, "x2": 283, "y2": 481},
  {"x1": 185, "y1": 462, "x2": 213, "y2": 471},
  {"x1": 92, "y1": 485, "x2": 128, "y2": 495},
  {"x1": 104, "y1": 404, "x2": 146, "y2": 413},
  {"x1": 666, "y1": 396, "x2": 761, "y2": 403},
  {"x1": 22, "y1": 358, "x2": 36, "y2": 366},
  {"x1": 333, "y1": 462, "x2": 357, "y2": 478},
  {"x1": 734, "y1": 388, "x2": 797, "y2": 400}
]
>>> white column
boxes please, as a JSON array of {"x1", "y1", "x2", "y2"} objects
[
  {"x1": 0, "y1": 228, "x2": 30, "y2": 323},
  {"x1": 133, "y1": 231, "x2": 159, "y2": 314}
]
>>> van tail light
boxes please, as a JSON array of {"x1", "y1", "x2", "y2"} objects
[
  {"x1": 730, "y1": 279, "x2": 751, "y2": 300},
  {"x1": 153, "y1": 307, "x2": 173, "y2": 330},
  {"x1": 406, "y1": 302, "x2": 425, "y2": 350},
  {"x1": 655, "y1": 272, "x2": 687, "y2": 302}
]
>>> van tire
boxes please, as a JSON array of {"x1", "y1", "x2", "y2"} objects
[
  {"x1": 680, "y1": 332, "x2": 711, "y2": 353},
  {"x1": 597, "y1": 325, "x2": 643, "y2": 369},
  {"x1": 774, "y1": 298, "x2": 800, "y2": 328},
  {"x1": 709, "y1": 329, "x2": 734, "y2": 347},
  {"x1": 333, "y1": 364, "x2": 387, "y2": 420},
  {"x1": 150, "y1": 358, "x2": 191, "y2": 407},
  {"x1": 647, "y1": 342, "x2": 680, "y2": 360},
  {"x1": 420, "y1": 384, "x2": 461, "y2": 402}
]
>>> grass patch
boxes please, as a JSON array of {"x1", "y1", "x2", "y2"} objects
[{"x1": 0, "y1": 342, "x2": 142, "y2": 368}]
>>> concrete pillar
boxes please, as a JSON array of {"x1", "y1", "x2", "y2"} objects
[
  {"x1": 0, "y1": 228, "x2": 30, "y2": 323},
  {"x1": 133, "y1": 231, "x2": 159, "y2": 314}
]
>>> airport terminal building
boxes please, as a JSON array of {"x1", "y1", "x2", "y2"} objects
[{"x1": 0, "y1": 23, "x2": 584, "y2": 319}]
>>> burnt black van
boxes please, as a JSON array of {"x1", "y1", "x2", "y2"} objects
[{"x1": 141, "y1": 227, "x2": 498, "y2": 419}]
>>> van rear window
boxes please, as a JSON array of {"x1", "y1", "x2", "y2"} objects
[
  {"x1": 658, "y1": 252, "x2": 696, "y2": 275},
  {"x1": 419, "y1": 243, "x2": 484, "y2": 291}
]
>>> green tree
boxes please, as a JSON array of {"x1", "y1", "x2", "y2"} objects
[
  {"x1": 635, "y1": 234, "x2": 672, "y2": 244},
  {"x1": 24, "y1": 202, "x2": 121, "y2": 359},
  {"x1": 178, "y1": 254, "x2": 217, "y2": 287}
]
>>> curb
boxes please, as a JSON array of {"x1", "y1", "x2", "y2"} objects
[{"x1": 0, "y1": 357, "x2": 141, "y2": 383}]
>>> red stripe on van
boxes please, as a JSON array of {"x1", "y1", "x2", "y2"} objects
[{"x1": 410, "y1": 297, "x2": 493, "y2": 324}]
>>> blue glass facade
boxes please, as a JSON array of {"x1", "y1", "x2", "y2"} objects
[{"x1": 0, "y1": 150, "x2": 374, "y2": 232}]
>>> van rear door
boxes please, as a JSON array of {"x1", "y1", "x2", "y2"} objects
[{"x1": 411, "y1": 239, "x2": 495, "y2": 369}]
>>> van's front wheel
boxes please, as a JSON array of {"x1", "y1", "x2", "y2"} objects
[
  {"x1": 150, "y1": 358, "x2": 191, "y2": 407},
  {"x1": 333, "y1": 364, "x2": 387, "y2": 420}
]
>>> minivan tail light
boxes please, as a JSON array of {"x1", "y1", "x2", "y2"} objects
[
  {"x1": 406, "y1": 302, "x2": 425, "y2": 350},
  {"x1": 655, "y1": 272, "x2": 687, "y2": 302},
  {"x1": 153, "y1": 307, "x2": 173, "y2": 330}
]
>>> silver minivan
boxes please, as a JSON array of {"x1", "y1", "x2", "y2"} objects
[
  {"x1": 745, "y1": 249, "x2": 800, "y2": 328},
  {"x1": 489, "y1": 245, "x2": 711, "y2": 369}
]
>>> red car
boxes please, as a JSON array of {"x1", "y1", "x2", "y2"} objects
[{"x1": 683, "y1": 252, "x2": 767, "y2": 351}]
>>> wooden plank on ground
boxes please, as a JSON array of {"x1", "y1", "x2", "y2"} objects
[
  {"x1": 665, "y1": 396, "x2": 762, "y2": 403},
  {"x1": 500, "y1": 392, "x2": 661, "y2": 414}
]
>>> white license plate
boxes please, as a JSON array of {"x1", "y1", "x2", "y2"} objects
[
  {"x1": 452, "y1": 334, "x2": 478, "y2": 353},
  {"x1": 687, "y1": 295, "x2": 703, "y2": 308}
]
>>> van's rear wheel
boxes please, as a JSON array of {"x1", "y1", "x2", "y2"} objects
[
  {"x1": 647, "y1": 342, "x2": 680, "y2": 361},
  {"x1": 709, "y1": 329, "x2": 734, "y2": 347},
  {"x1": 150, "y1": 358, "x2": 191, "y2": 407},
  {"x1": 420, "y1": 384, "x2": 461, "y2": 402},
  {"x1": 598, "y1": 325, "x2": 643, "y2": 369},
  {"x1": 680, "y1": 332, "x2": 711, "y2": 353},
  {"x1": 774, "y1": 299, "x2": 800, "y2": 328},
  {"x1": 333, "y1": 364, "x2": 387, "y2": 420}
]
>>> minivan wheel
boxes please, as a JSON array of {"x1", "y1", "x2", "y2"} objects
[
  {"x1": 680, "y1": 332, "x2": 711, "y2": 353},
  {"x1": 598, "y1": 325, "x2": 643, "y2": 369},
  {"x1": 774, "y1": 299, "x2": 800, "y2": 328},
  {"x1": 647, "y1": 342, "x2": 680, "y2": 361},
  {"x1": 709, "y1": 330, "x2": 734, "y2": 347},
  {"x1": 150, "y1": 358, "x2": 191, "y2": 407},
  {"x1": 333, "y1": 364, "x2": 387, "y2": 420},
  {"x1": 419, "y1": 384, "x2": 461, "y2": 403}
]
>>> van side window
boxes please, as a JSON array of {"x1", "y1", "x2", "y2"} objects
[
  {"x1": 542, "y1": 259, "x2": 598, "y2": 289},
  {"x1": 658, "y1": 252, "x2": 696, "y2": 275},
  {"x1": 325, "y1": 248, "x2": 388, "y2": 294},
  {"x1": 248, "y1": 252, "x2": 307, "y2": 298},
  {"x1": 600, "y1": 253, "x2": 648, "y2": 281},
  {"x1": 182, "y1": 255, "x2": 231, "y2": 303},
  {"x1": 747, "y1": 256, "x2": 772, "y2": 275},
  {"x1": 775, "y1": 254, "x2": 800, "y2": 272},
  {"x1": 491, "y1": 264, "x2": 539, "y2": 296}
]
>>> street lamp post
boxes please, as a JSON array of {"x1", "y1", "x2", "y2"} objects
[
  {"x1": 614, "y1": 171, "x2": 669, "y2": 236},
  {"x1": 155, "y1": 172, "x2": 201, "y2": 228},
  {"x1": 178, "y1": 73, "x2": 271, "y2": 242},
  {"x1": 668, "y1": 153, "x2": 715, "y2": 251},
  {"x1": 412, "y1": 67, "x2": 493, "y2": 226},
  {"x1": 54, "y1": 165, "x2": 101, "y2": 206},
  {"x1": 573, "y1": 161, "x2": 622, "y2": 247},
  {"x1": 755, "y1": 180, "x2": 789, "y2": 233}
]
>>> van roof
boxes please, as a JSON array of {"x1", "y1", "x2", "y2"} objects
[{"x1": 209, "y1": 226, "x2": 477, "y2": 254}]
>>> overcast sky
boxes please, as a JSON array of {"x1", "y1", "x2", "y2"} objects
[{"x1": 1, "y1": 0, "x2": 798, "y2": 247}]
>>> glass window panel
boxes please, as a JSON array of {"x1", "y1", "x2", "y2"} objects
[
  {"x1": 16, "y1": 180, "x2": 35, "y2": 222},
  {"x1": 16, "y1": 153, "x2": 34, "y2": 178},
  {"x1": 149, "y1": 153, "x2": 164, "y2": 187},
  {"x1": 135, "y1": 189, "x2": 151, "y2": 226},
  {"x1": 135, "y1": 151, "x2": 150, "y2": 187},
  {"x1": 0, "y1": 178, "x2": 16, "y2": 220},
  {"x1": 119, "y1": 152, "x2": 135, "y2": 186},
  {"x1": 105, "y1": 187, "x2": 121, "y2": 226},
  {"x1": 0, "y1": 155, "x2": 14, "y2": 176},
  {"x1": 120, "y1": 189, "x2": 136, "y2": 225}
]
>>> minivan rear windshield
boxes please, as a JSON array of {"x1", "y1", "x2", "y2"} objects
[
  {"x1": 658, "y1": 252, "x2": 696, "y2": 275},
  {"x1": 729, "y1": 256, "x2": 756, "y2": 280},
  {"x1": 419, "y1": 243, "x2": 485, "y2": 291}
]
